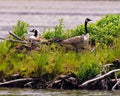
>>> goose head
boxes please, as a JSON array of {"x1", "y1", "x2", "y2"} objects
[
  {"x1": 85, "y1": 18, "x2": 92, "y2": 23},
  {"x1": 29, "y1": 29, "x2": 41, "y2": 41},
  {"x1": 30, "y1": 29, "x2": 40, "y2": 37}
]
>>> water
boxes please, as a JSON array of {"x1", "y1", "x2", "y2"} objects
[
  {"x1": 0, "y1": 88, "x2": 120, "y2": 96},
  {"x1": 0, "y1": 0, "x2": 120, "y2": 38}
]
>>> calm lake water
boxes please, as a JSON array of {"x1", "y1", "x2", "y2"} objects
[
  {"x1": 0, "y1": 0, "x2": 120, "y2": 38},
  {"x1": 0, "y1": 88, "x2": 120, "y2": 96}
]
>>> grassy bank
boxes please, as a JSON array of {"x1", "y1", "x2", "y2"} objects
[{"x1": 0, "y1": 15, "x2": 120, "y2": 82}]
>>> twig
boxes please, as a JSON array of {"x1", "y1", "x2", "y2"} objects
[
  {"x1": 9, "y1": 39, "x2": 29, "y2": 44},
  {"x1": 90, "y1": 47, "x2": 96, "y2": 53},
  {"x1": 0, "y1": 37, "x2": 29, "y2": 44},
  {"x1": 9, "y1": 39, "x2": 28, "y2": 44},
  {"x1": 112, "y1": 80, "x2": 120, "y2": 91},
  {"x1": 103, "y1": 63, "x2": 114, "y2": 68}
]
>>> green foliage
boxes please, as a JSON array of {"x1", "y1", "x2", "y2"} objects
[
  {"x1": 42, "y1": 28, "x2": 55, "y2": 39},
  {"x1": 76, "y1": 52, "x2": 102, "y2": 81},
  {"x1": 0, "y1": 39, "x2": 120, "y2": 81},
  {"x1": 31, "y1": 52, "x2": 49, "y2": 77},
  {"x1": 12, "y1": 20, "x2": 29, "y2": 38},
  {"x1": 42, "y1": 18, "x2": 65, "y2": 39},
  {"x1": 43, "y1": 14, "x2": 120, "y2": 45},
  {"x1": 0, "y1": 41, "x2": 11, "y2": 56},
  {"x1": 76, "y1": 39, "x2": 120, "y2": 81},
  {"x1": 0, "y1": 15, "x2": 120, "y2": 81},
  {"x1": 91, "y1": 14, "x2": 120, "y2": 44}
]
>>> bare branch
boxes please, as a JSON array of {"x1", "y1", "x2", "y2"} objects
[
  {"x1": 80, "y1": 69, "x2": 120, "y2": 88},
  {"x1": 112, "y1": 80, "x2": 120, "y2": 91},
  {"x1": 0, "y1": 37, "x2": 6, "y2": 40},
  {"x1": 9, "y1": 31, "x2": 23, "y2": 41}
]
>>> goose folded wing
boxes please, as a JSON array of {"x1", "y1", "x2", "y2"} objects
[{"x1": 62, "y1": 35, "x2": 84, "y2": 44}]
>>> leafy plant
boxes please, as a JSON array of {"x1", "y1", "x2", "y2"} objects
[
  {"x1": 12, "y1": 20, "x2": 29, "y2": 38},
  {"x1": 43, "y1": 14, "x2": 120, "y2": 45},
  {"x1": 0, "y1": 41, "x2": 11, "y2": 56},
  {"x1": 42, "y1": 18, "x2": 65, "y2": 39},
  {"x1": 76, "y1": 52, "x2": 102, "y2": 81}
]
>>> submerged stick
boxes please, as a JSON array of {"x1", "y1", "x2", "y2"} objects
[{"x1": 80, "y1": 69, "x2": 120, "y2": 88}]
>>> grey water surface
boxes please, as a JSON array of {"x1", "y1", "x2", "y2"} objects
[
  {"x1": 0, "y1": 0, "x2": 120, "y2": 38},
  {"x1": 0, "y1": 88, "x2": 120, "y2": 96}
]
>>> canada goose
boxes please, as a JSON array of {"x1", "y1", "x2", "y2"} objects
[
  {"x1": 29, "y1": 29, "x2": 40, "y2": 42},
  {"x1": 61, "y1": 18, "x2": 92, "y2": 52},
  {"x1": 29, "y1": 29, "x2": 48, "y2": 43}
]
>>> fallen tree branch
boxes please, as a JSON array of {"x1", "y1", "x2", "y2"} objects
[
  {"x1": 0, "y1": 37, "x2": 29, "y2": 44},
  {"x1": 80, "y1": 69, "x2": 120, "y2": 88},
  {"x1": 9, "y1": 31, "x2": 23, "y2": 41},
  {"x1": 8, "y1": 39, "x2": 29, "y2": 44},
  {"x1": 0, "y1": 37, "x2": 6, "y2": 40},
  {"x1": 0, "y1": 78, "x2": 33, "y2": 86}
]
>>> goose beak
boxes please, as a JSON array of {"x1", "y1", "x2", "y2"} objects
[
  {"x1": 88, "y1": 18, "x2": 92, "y2": 21},
  {"x1": 86, "y1": 18, "x2": 92, "y2": 22},
  {"x1": 30, "y1": 29, "x2": 35, "y2": 33},
  {"x1": 30, "y1": 30, "x2": 34, "y2": 32},
  {"x1": 89, "y1": 19, "x2": 92, "y2": 21}
]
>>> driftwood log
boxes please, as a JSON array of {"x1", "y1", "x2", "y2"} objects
[
  {"x1": 80, "y1": 69, "x2": 120, "y2": 87},
  {"x1": 79, "y1": 69, "x2": 120, "y2": 90},
  {"x1": 0, "y1": 78, "x2": 33, "y2": 87},
  {"x1": 9, "y1": 32, "x2": 23, "y2": 41}
]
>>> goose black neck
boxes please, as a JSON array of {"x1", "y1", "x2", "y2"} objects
[
  {"x1": 85, "y1": 21, "x2": 88, "y2": 34},
  {"x1": 34, "y1": 31, "x2": 38, "y2": 37}
]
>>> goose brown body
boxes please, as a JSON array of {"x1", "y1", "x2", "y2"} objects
[{"x1": 61, "y1": 18, "x2": 92, "y2": 51}]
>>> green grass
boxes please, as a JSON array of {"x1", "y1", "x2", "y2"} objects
[
  {"x1": 0, "y1": 14, "x2": 120, "y2": 82},
  {"x1": 0, "y1": 41, "x2": 120, "y2": 81}
]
